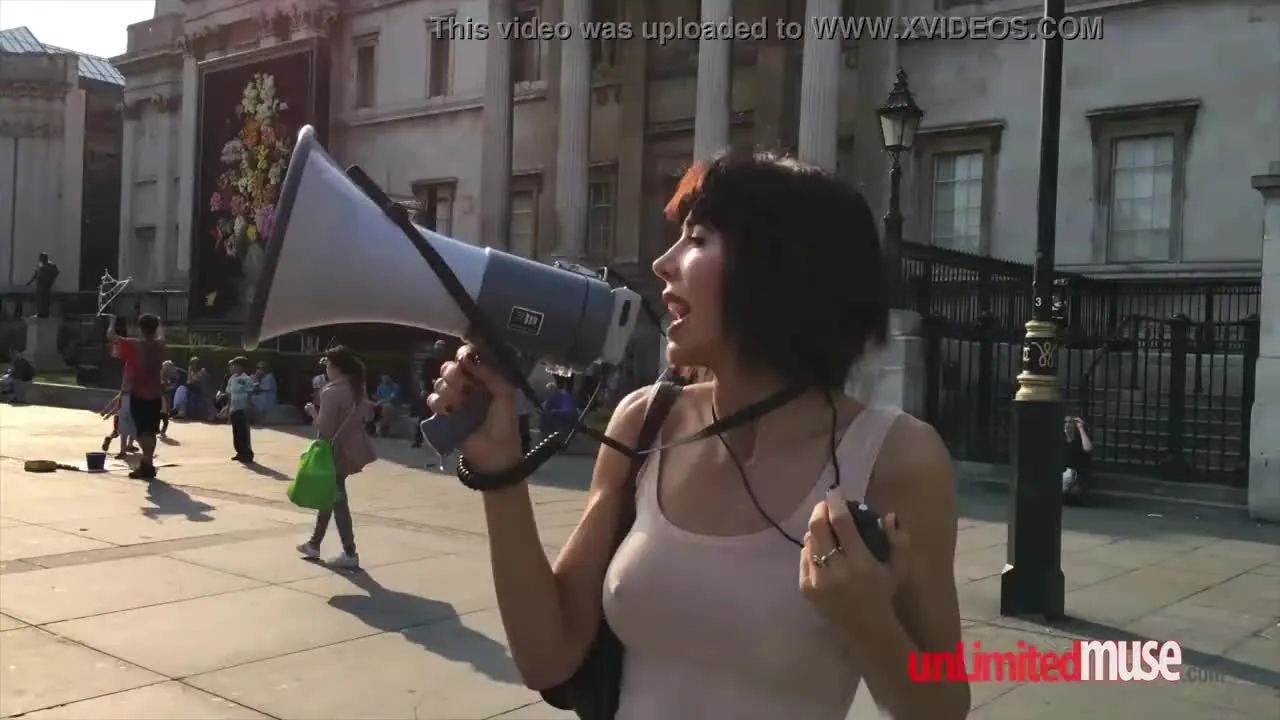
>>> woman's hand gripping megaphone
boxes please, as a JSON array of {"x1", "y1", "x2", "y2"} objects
[{"x1": 427, "y1": 345, "x2": 524, "y2": 473}]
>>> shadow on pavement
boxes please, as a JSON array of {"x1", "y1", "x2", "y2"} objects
[
  {"x1": 245, "y1": 462, "x2": 293, "y2": 481},
  {"x1": 323, "y1": 565, "x2": 523, "y2": 686},
  {"x1": 141, "y1": 479, "x2": 215, "y2": 522},
  {"x1": 1046, "y1": 616, "x2": 1280, "y2": 688}
]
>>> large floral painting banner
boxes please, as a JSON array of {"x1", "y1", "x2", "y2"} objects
[
  {"x1": 211, "y1": 73, "x2": 291, "y2": 259},
  {"x1": 193, "y1": 49, "x2": 317, "y2": 320}
]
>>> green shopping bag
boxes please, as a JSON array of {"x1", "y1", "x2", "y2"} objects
[{"x1": 288, "y1": 439, "x2": 341, "y2": 510}]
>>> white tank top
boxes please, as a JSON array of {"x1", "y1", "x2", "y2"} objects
[{"x1": 602, "y1": 406, "x2": 902, "y2": 720}]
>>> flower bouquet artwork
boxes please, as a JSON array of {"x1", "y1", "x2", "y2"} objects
[{"x1": 207, "y1": 72, "x2": 293, "y2": 311}]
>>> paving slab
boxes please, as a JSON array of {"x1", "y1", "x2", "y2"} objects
[
  {"x1": 0, "y1": 613, "x2": 27, "y2": 631},
  {"x1": 39, "y1": 491, "x2": 307, "y2": 547},
  {"x1": 19, "y1": 681, "x2": 270, "y2": 720},
  {"x1": 168, "y1": 524, "x2": 479, "y2": 584},
  {"x1": 43, "y1": 585, "x2": 385, "y2": 678},
  {"x1": 282, "y1": 552, "x2": 500, "y2": 631},
  {"x1": 187, "y1": 609, "x2": 532, "y2": 720},
  {"x1": 0, "y1": 555, "x2": 262, "y2": 625},
  {"x1": 489, "y1": 701, "x2": 577, "y2": 719},
  {"x1": 1125, "y1": 599, "x2": 1276, "y2": 655},
  {"x1": 1182, "y1": 571, "x2": 1280, "y2": 616},
  {"x1": 0, "y1": 626, "x2": 163, "y2": 717},
  {"x1": 3, "y1": 404, "x2": 1279, "y2": 720},
  {"x1": 971, "y1": 677, "x2": 1270, "y2": 719},
  {"x1": 0, "y1": 524, "x2": 115, "y2": 562}
]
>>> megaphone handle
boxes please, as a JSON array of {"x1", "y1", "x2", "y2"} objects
[{"x1": 420, "y1": 384, "x2": 493, "y2": 456}]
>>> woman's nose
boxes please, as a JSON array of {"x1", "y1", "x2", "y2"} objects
[{"x1": 652, "y1": 246, "x2": 676, "y2": 282}]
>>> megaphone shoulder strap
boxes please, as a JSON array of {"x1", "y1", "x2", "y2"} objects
[{"x1": 343, "y1": 165, "x2": 805, "y2": 466}]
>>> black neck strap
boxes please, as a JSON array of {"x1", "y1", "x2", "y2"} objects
[{"x1": 345, "y1": 165, "x2": 807, "y2": 462}]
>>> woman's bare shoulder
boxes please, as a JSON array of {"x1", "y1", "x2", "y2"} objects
[{"x1": 876, "y1": 412, "x2": 954, "y2": 491}]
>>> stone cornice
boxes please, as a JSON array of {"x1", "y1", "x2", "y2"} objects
[
  {"x1": 119, "y1": 93, "x2": 182, "y2": 119},
  {"x1": 179, "y1": 0, "x2": 338, "y2": 60},
  {"x1": 0, "y1": 119, "x2": 61, "y2": 138},
  {"x1": 0, "y1": 83, "x2": 70, "y2": 100}
]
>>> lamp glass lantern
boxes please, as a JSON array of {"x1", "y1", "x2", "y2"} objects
[{"x1": 877, "y1": 68, "x2": 924, "y2": 156}]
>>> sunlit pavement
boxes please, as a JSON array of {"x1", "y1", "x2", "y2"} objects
[{"x1": 0, "y1": 404, "x2": 1276, "y2": 719}]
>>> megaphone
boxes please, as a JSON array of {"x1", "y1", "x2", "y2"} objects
[{"x1": 246, "y1": 125, "x2": 641, "y2": 453}]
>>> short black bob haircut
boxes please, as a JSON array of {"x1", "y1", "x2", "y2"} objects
[{"x1": 664, "y1": 150, "x2": 889, "y2": 390}]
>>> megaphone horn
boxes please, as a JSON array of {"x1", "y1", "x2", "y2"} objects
[{"x1": 247, "y1": 125, "x2": 642, "y2": 453}]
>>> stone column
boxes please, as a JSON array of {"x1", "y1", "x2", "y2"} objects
[
  {"x1": 1249, "y1": 163, "x2": 1280, "y2": 522},
  {"x1": 175, "y1": 55, "x2": 198, "y2": 278},
  {"x1": 155, "y1": 103, "x2": 176, "y2": 286},
  {"x1": 552, "y1": 0, "x2": 591, "y2": 262},
  {"x1": 118, "y1": 114, "x2": 137, "y2": 281},
  {"x1": 612, "y1": 0, "x2": 648, "y2": 265},
  {"x1": 693, "y1": 0, "x2": 733, "y2": 161},
  {"x1": 60, "y1": 87, "x2": 86, "y2": 289},
  {"x1": 798, "y1": 0, "x2": 842, "y2": 172},
  {"x1": 480, "y1": 0, "x2": 514, "y2": 247}
]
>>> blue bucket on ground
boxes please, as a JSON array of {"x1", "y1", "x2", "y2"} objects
[{"x1": 85, "y1": 451, "x2": 107, "y2": 472}]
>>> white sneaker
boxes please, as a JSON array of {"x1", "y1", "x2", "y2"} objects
[
  {"x1": 296, "y1": 542, "x2": 320, "y2": 559},
  {"x1": 328, "y1": 552, "x2": 360, "y2": 569}
]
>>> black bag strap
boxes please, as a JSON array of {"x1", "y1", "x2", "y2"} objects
[{"x1": 614, "y1": 380, "x2": 682, "y2": 544}]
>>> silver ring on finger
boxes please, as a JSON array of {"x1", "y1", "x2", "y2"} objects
[{"x1": 811, "y1": 545, "x2": 843, "y2": 568}]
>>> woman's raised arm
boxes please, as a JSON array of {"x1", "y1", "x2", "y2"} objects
[{"x1": 484, "y1": 386, "x2": 655, "y2": 689}]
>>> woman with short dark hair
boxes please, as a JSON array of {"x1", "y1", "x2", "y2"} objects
[{"x1": 428, "y1": 151, "x2": 968, "y2": 718}]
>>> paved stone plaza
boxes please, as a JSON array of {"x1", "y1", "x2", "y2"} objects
[{"x1": 0, "y1": 404, "x2": 1276, "y2": 719}]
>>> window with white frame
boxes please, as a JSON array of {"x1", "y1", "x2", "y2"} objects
[
  {"x1": 1106, "y1": 134, "x2": 1175, "y2": 262},
  {"x1": 913, "y1": 123, "x2": 1002, "y2": 256},
  {"x1": 587, "y1": 171, "x2": 616, "y2": 258},
  {"x1": 510, "y1": 180, "x2": 539, "y2": 253},
  {"x1": 930, "y1": 151, "x2": 985, "y2": 254},
  {"x1": 413, "y1": 181, "x2": 455, "y2": 237},
  {"x1": 1088, "y1": 100, "x2": 1197, "y2": 265}
]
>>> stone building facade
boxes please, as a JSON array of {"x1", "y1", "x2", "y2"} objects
[
  {"x1": 0, "y1": 27, "x2": 124, "y2": 299},
  {"x1": 110, "y1": 0, "x2": 1280, "y2": 515}
]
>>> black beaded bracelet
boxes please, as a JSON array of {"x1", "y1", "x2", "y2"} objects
[
  {"x1": 454, "y1": 431, "x2": 570, "y2": 492},
  {"x1": 454, "y1": 454, "x2": 529, "y2": 492}
]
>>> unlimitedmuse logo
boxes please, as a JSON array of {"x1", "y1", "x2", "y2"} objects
[{"x1": 910, "y1": 640, "x2": 1226, "y2": 683}]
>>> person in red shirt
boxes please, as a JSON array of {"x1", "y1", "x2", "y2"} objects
[{"x1": 107, "y1": 313, "x2": 166, "y2": 479}]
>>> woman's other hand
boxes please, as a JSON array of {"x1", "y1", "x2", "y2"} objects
[
  {"x1": 304, "y1": 402, "x2": 317, "y2": 418},
  {"x1": 426, "y1": 344, "x2": 522, "y2": 473},
  {"x1": 800, "y1": 489, "x2": 911, "y2": 634}
]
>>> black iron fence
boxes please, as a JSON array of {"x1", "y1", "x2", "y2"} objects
[{"x1": 902, "y1": 241, "x2": 1261, "y2": 487}]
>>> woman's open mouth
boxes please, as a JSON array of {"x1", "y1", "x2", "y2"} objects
[{"x1": 662, "y1": 291, "x2": 692, "y2": 334}]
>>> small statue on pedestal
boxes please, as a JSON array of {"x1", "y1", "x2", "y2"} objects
[{"x1": 25, "y1": 253, "x2": 60, "y2": 319}]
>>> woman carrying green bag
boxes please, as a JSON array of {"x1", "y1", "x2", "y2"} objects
[{"x1": 296, "y1": 346, "x2": 376, "y2": 569}]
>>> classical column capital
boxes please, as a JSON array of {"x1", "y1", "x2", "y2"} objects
[{"x1": 287, "y1": 0, "x2": 340, "y2": 36}]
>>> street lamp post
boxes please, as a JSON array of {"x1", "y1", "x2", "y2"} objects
[
  {"x1": 1000, "y1": 0, "x2": 1067, "y2": 620},
  {"x1": 877, "y1": 68, "x2": 924, "y2": 306}
]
